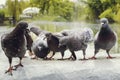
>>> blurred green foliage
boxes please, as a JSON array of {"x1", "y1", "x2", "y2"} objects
[
  {"x1": 4, "y1": 0, "x2": 30, "y2": 25},
  {"x1": 84, "y1": 0, "x2": 120, "y2": 23},
  {"x1": 0, "y1": 9, "x2": 5, "y2": 24},
  {"x1": 30, "y1": 0, "x2": 74, "y2": 21},
  {"x1": 0, "y1": 0, "x2": 120, "y2": 24}
]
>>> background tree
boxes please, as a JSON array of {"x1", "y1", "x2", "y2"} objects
[
  {"x1": 6, "y1": 0, "x2": 29, "y2": 25},
  {"x1": 0, "y1": 9, "x2": 5, "y2": 24},
  {"x1": 84, "y1": 0, "x2": 120, "y2": 23},
  {"x1": 31, "y1": 0, "x2": 74, "y2": 21},
  {"x1": 52, "y1": 0, "x2": 74, "y2": 21},
  {"x1": 30, "y1": 0, "x2": 50, "y2": 15}
]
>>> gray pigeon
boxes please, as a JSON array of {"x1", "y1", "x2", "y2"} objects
[
  {"x1": 30, "y1": 27, "x2": 48, "y2": 36},
  {"x1": 30, "y1": 27, "x2": 50, "y2": 59},
  {"x1": 32, "y1": 35, "x2": 50, "y2": 59},
  {"x1": 59, "y1": 28, "x2": 94, "y2": 60},
  {"x1": 1, "y1": 22, "x2": 28, "y2": 75},
  {"x1": 45, "y1": 33, "x2": 67, "y2": 60},
  {"x1": 90, "y1": 18, "x2": 117, "y2": 59},
  {"x1": 25, "y1": 29, "x2": 33, "y2": 56}
]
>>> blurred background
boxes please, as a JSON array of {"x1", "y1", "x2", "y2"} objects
[{"x1": 0, "y1": 0, "x2": 120, "y2": 53}]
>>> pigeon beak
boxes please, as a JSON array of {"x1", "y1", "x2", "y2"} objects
[
  {"x1": 101, "y1": 22, "x2": 104, "y2": 25},
  {"x1": 25, "y1": 29, "x2": 30, "y2": 33},
  {"x1": 27, "y1": 28, "x2": 30, "y2": 31}
]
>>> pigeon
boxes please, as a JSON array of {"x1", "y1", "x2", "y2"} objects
[
  {"x1": 59, "y1": 28, "x2": 94, "y2": 60},
  {"x1": 32, "y1": 36, "x2": 50, "y2": 59},
  {"x1": 25, "y1": 29, "x2": 34, "y2": 56},
  {"x1": 30, "y1": 27, "x2": 48, "y2": 36},
  {"x1": 45, "y1": 33, "x2": 67, "y2": 60},
  {"x1": 30, "y1": 27, "x2": 50, "y2": 59},
  {"x1": 1, "y1": 21, "x2": 28, "y2": 75},
  {"x1": 90, "y1": 18, "x2": 117, "y2": 59}
]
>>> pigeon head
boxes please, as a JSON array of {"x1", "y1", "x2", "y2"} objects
[
  {"x1": 101, "y1": 22, "x2": 110, "y2": 30},
  {"x1": 44, "y1": 33, "x2": 52, "y2": 40},
  {"x1": 45, "y1": 33, "x2": 52, "y2": 37},
  {"x1": 11, "y1": 22, "x2": 28, "y2": 35},
  {"x1": 16, "y1": 21, "x2": 28, "y2": 30},
  {"x1": 100, "y1": 18, "x2": 108, "y2": 25},
  {"x1": 25, "y1": 29, "x2": 30, "y2": 33},
  {"x1": 30, "y1": 27, "x2": 41, "y2": 36}
]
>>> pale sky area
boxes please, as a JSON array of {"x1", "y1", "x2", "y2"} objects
[{"x1": 0, "y1": 0, "x2": 6, "y2": 5}]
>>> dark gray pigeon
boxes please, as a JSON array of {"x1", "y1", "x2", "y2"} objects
[
  {"x1": 25, "y1": 29, "x2": 33, "y2": 56},
  {"x1": 30, "y1": 27, "x2": 48, "y2": 36},
  {"x1": 1, "y1": 22, "x2": 28, "y2": 75},
  {"x1": 59, "y1": 28, "x2": 93, "y2": 60},
  {"x1": 90, "y1": 18, "x2": 117, "y2": 59},
  {"x1": 45, "y1": 33, "x2": 67, "y2": 60}
]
